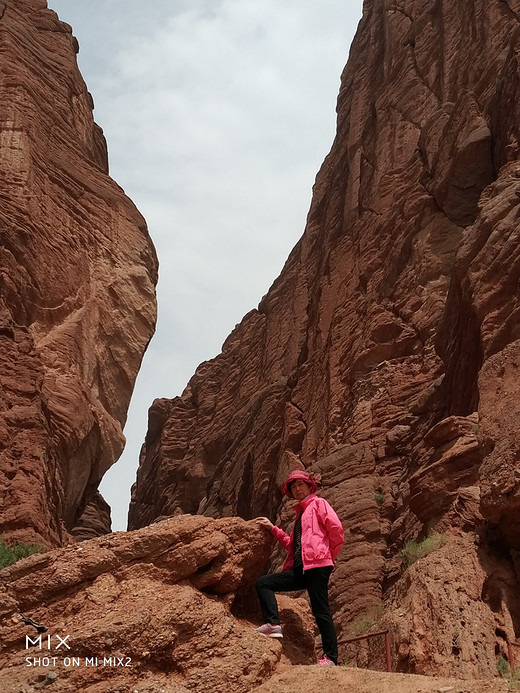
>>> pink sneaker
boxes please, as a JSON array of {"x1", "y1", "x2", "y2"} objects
[
  {"x1": 317, "y1": 654, "x2": 336, "y2": 666},
  {"x1": 255, "y1": 623, "x2": 283, "y2": 638}
]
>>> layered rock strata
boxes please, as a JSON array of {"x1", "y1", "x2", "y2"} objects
[
  {"x1": 71, "y1": 492, "x2": 112, "y2": 542},
  {"x1": 0, "y1": 520, "x2": 511, "y2": 693},
  {"x1": 130, "y1": 0, "x2": 520, "y2": 677},
  {"x1": 0, "y1": 0, "x2": 158, "y2": 546},
  {"x1": 0, "y1": 516, "x2": 315, "y2": 693}
]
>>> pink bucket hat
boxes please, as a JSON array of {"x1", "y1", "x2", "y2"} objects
[{"x1": 283, "y1": 469, "x2": 317, "y2": 498}]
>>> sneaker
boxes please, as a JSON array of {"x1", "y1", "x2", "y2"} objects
[
  {"x1": 255, "y1": 623, "x2": 283, "y2": 638},
  {"x1": 317, "y1": 654, "x2": 336, "y2": 666}
]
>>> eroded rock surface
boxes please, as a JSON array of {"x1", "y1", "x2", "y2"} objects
[
  {"x1": 382, "y1": 535, "x2": 520, "y2": 678},
  {"x1": 0, "y1": 519, "x2": 511, "y2": 693},
  {"x1": 0, "y1": 0, "x2": 158, "y2": 546},
  {"x1": 130, "y1": 0, "x2": 520, "y2": 678},
  {"x1": 71, "y1": 492, "x2": 112, "y2": 542},
  {"x1": 0, "y1": 516, "x2": 315, "y2": 693}
]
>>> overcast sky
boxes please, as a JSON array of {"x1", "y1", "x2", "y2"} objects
[{"x1": 47, "y1": 0, "x2": 364, "y2": 531}]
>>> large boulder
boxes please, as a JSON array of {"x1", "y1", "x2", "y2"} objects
[{"x1": 0, "y1": 515, "x2": 316, "y2": 692}]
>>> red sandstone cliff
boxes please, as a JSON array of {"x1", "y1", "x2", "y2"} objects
[
  {"x1": 130, "y1": 0, "x2": 520, "y2": 677},
  {"x1": 0, "y1": 518, "x2": 509, "y2": 693},
  {"x1": 0, "y1": 0, "x2": 158, "y2": 547}
]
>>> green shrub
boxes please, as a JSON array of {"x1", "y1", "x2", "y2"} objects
[
  {"x1": 0, "y1": 539, "x2": 45, "y2": 569},
  {"x1": 509, "y1": 667, "x2": 520, "y2": 690},
  {"x1": 399, "y1": 533, "x2": 447, "y2": 568},
  {"x1": 349, "y1": 604, "x2": 384, "y2": 635},
  {"x1": 375, "y1": 491, "x2": 385, "y2": 505},
  {"x1": 497, "y1": 654, "x2": 510, "y2": 678},
  {"x1": 350, "y1": 617, "x2": 375, "y2": 635}
]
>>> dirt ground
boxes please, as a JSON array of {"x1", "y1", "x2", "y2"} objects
[{"x1": 250, "y1": 665, "x2": 514, "y2": 693}]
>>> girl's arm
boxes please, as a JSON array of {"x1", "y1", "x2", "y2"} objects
[{"x1": 270, "y1": 524, "x2": 291, "y2": 551}]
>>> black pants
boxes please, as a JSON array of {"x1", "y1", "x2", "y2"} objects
[{"x1": 255, "y1": 566, "x2": 337, "y2": 664}]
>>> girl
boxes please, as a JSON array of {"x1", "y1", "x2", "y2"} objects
[{"x1": 255, "y1": 469, "x2": 344, "y2": 666}]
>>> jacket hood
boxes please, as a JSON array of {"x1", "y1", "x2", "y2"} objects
[{"x1": 283, "y1": 469, "x2": 317, "y2": 498}]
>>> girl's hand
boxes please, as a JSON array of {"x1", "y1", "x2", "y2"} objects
[{"x1": 254, "y1": 517, "x2": 274, "y2": 530}]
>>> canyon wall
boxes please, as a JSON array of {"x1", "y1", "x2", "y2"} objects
[
  {"x1": 130, "y1": 0, "x2": 520, "y2": 677},
  {"x1": 0, "y1": 0, "x2": 158, "y2": 547},
  {"x1": 1, "y1": 517, "x2": 509, "y2": 692}
]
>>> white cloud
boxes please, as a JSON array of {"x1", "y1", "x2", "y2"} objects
[{"x1": 48, "y1": 0, "x2": 363, "y2": 530}]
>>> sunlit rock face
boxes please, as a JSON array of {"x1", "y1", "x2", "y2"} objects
[
  {"x1": 0, "y1": 0, "x2": 158, "y2": 547},
  {"x1": 0, "y1": 516, "x2": 314, "y2": 693},
  {"x1": 130, "y1": 0, "x2": 520, "y2": 676}
]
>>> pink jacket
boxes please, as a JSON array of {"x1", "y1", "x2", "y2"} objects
[{"x1": 271, "y1": 493, "x2": 344, "y2": 571}]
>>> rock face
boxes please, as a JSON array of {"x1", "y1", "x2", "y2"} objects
[
  {"x1": 0, "y1": 0, "x2": 158, "y2": 547},
  {"x1": 382, "y1": 535, "x2": 520, "y2": 678},
  {"x1": 0, "y1": 516, "x2": 315, "y2": 693},
  {"x1": 130, "y1": 0, "x2": 520, "y2": 678},
  {"x1": 71, "y1": 492, "x2": 112, "y2": 542},
  {"x1": 0, "y1": 519, "x2": 510, "y2": 693}
]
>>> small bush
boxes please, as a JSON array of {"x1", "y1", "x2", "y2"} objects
[
  {"x1": 0, "y1": 539, "x2": 45, "y2": 569},
  {"x1": 399, "y1": 533, "x2": 447, "y2": 568},
  {"x1": 375, "y1": 491, "x2": 385, "y2": 505},
  {"x1": 497, "y1": 654, "x2": 510, "y2": 678},
  {"x1": 508, "y1": 667, "x2": 520, "y2": 690},
  {"x1": 349, "y1": 604, "x2": 385, "y2": 635},
  {"x1": 350, "y1": 617, "x2": 376, "y2": 635}
]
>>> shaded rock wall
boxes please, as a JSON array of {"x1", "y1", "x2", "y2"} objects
[
  {"x1": 130, "y1": 0, "x2": 520, "y2": 676},
  {"x1": 71, "y1": 491, "x2": 112, "y2": 542},
  {"x1": 0, "y1": 0, "x2": 158, "y2": 546}
]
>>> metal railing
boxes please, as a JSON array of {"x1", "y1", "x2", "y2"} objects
[
  {"x1": 507, "y1": 639, "x2": 520, "y2": 669},
  {"x1": 338, "y1": 629, "x2": 392, "y2": 672},
  {"x1": 338, "y1": 631, "x2": 520, "y2": 674}
]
